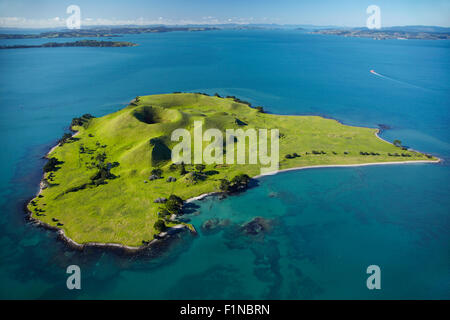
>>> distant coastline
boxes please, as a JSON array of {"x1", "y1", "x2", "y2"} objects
[
  {"x1": 0, "y1": 26, "x2": 218, "y2": 40},
  {"x1": 310, "y1": 28, "x2": 450, "y2": 40}
]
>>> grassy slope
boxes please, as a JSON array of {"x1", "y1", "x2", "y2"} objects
[{"x1": 28, "y1": 93, "x2": 437, "y2": 246}]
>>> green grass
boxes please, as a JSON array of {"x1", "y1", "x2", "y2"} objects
[{"x1": 28, "y1": 93, "x2": 437, "y2": 246}]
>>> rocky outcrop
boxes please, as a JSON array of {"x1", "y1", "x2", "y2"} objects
[{"x1": 240, "y1": 217, "x2": 272, "y2": 236}]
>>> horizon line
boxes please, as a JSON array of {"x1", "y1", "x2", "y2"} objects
[{"x1": 1, "y1": 23, "x2": 450, "y2": 30}]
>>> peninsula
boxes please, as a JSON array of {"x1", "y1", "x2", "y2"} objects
[{"x1": 27, "y1": 93, "x2": 438, "y2": 249}]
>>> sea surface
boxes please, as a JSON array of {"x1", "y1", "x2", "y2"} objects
[{"x1": 0, "y1": 29, "x2": 448, "y2": 299}]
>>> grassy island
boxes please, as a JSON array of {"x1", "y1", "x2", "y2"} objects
[
  {"x1": 27, "y1": 93, "x2": 438, "y2": 248},
  {"x1": 0, "y1": 40, "x2": 137, "y2": 50}
]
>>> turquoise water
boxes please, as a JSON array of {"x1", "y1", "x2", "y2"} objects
[{"x1": 0, "y1": 30, "x2": 448, "y2": 299}]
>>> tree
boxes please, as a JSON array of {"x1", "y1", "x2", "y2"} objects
[
  {"x1": 153, "y1": 219, "x2": 167, "y2": 232},
  {"x1": 180, "y1": 162, "x2": 187, "y2": 175},
  {"x1": 393, "y1": 139, "x2": 402, "y2": 147},
  {"x1": 165, "y1": 194, "x2": 184, "y2": 215}
]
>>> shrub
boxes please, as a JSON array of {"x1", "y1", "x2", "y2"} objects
[
  {"x1": 153, "y1": 219, "x2": 167, "y2": 232},
  {"x1": 151, "y1": 168, "x2": 163, "y2": 178}
]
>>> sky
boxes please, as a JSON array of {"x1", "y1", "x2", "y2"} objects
[{"x1": 0, "y1": 0, "x2": 449, "y2": 28}]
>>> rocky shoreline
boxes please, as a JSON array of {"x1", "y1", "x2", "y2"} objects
[
  {"x1": 25, "y1": 110, "x2": 441, "y2": 254},
  {"x1": 25, "y1": 199, "x2": 193, "y2": 254},
  {"x1": 26, "y1": 130, "x2": 196, "y2": 254}
]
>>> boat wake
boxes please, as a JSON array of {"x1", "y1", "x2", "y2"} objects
[{"x1": 370, "y1": 69, "x2": 425, "y2": 90}]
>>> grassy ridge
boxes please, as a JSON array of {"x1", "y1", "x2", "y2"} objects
[{"x1": 28, "y1": 93, "x2": 436, "y2": 246}]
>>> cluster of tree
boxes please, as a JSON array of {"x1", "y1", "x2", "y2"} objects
[
  {"x1": 219, "y1": 174, "x2": 251, "y2": 194},
  {"x1": 285, "y1": 153, "x2": 301, "y2": 159},
  {"x1": 89, "y1": 164, "x2": 116, "y2": 185},
  {"x1": 153, "y1": 219, "x2": 167, "y2": 233},
  {"x1": 170, "y1": 162, "x2": 188, "y2": 175},
  {"x1": 157, "y1": 194, "x2": 184, "y2": 222},
  {"x1": 388, "y1": 153, "x2": 412, "y2": 157},
  {"x1": 59, "y1": 133, "x2": 76, "y2": 145},
  {"x1": 43, "y1": 157, "x2": 63, "y2": 173},
  {"x1": 225, "y1": 95, "x2": 252, "y2": 107},
  {"x1": 360, "y1": 152, "x2": 381, "y2": 156},
  {"x1": 165, "y1": 195, "x2": 184, "y2": 215},
  {"x1": 71, "y1": 114, "x2": 95, "y2": 128},
  {"x1": 254, "y1": 106, "x2": 265, "y2": 113},
  {"x1": 225, "y1": 95, "x2": 265, "y2": 113}
]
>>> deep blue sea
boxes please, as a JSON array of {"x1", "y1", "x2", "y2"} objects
[{"x1": 0, "y1": 29, "x2": 448, "y2": 299}]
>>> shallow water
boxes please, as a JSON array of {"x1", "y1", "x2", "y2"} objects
[{"x1": 0, "y1": 30, "x2": 448, "y2": 299}]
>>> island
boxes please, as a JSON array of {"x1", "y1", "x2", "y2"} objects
[
  {"x1": 0, "y1": 40, "x2": 137, "y2": 50},
  {"x1": 0, "y1": 26, "x2": 218, "y2": 40},
  {"x1": 310, "y1": 27, "x2": 450, "y2": 40},
  {"x1": 26, "y1": 93, "x2": 439, "y2": 250}
]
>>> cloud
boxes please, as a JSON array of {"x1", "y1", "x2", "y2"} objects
[{"x1": 0, "y1": 16, "x2": 264, "y2": 28}]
